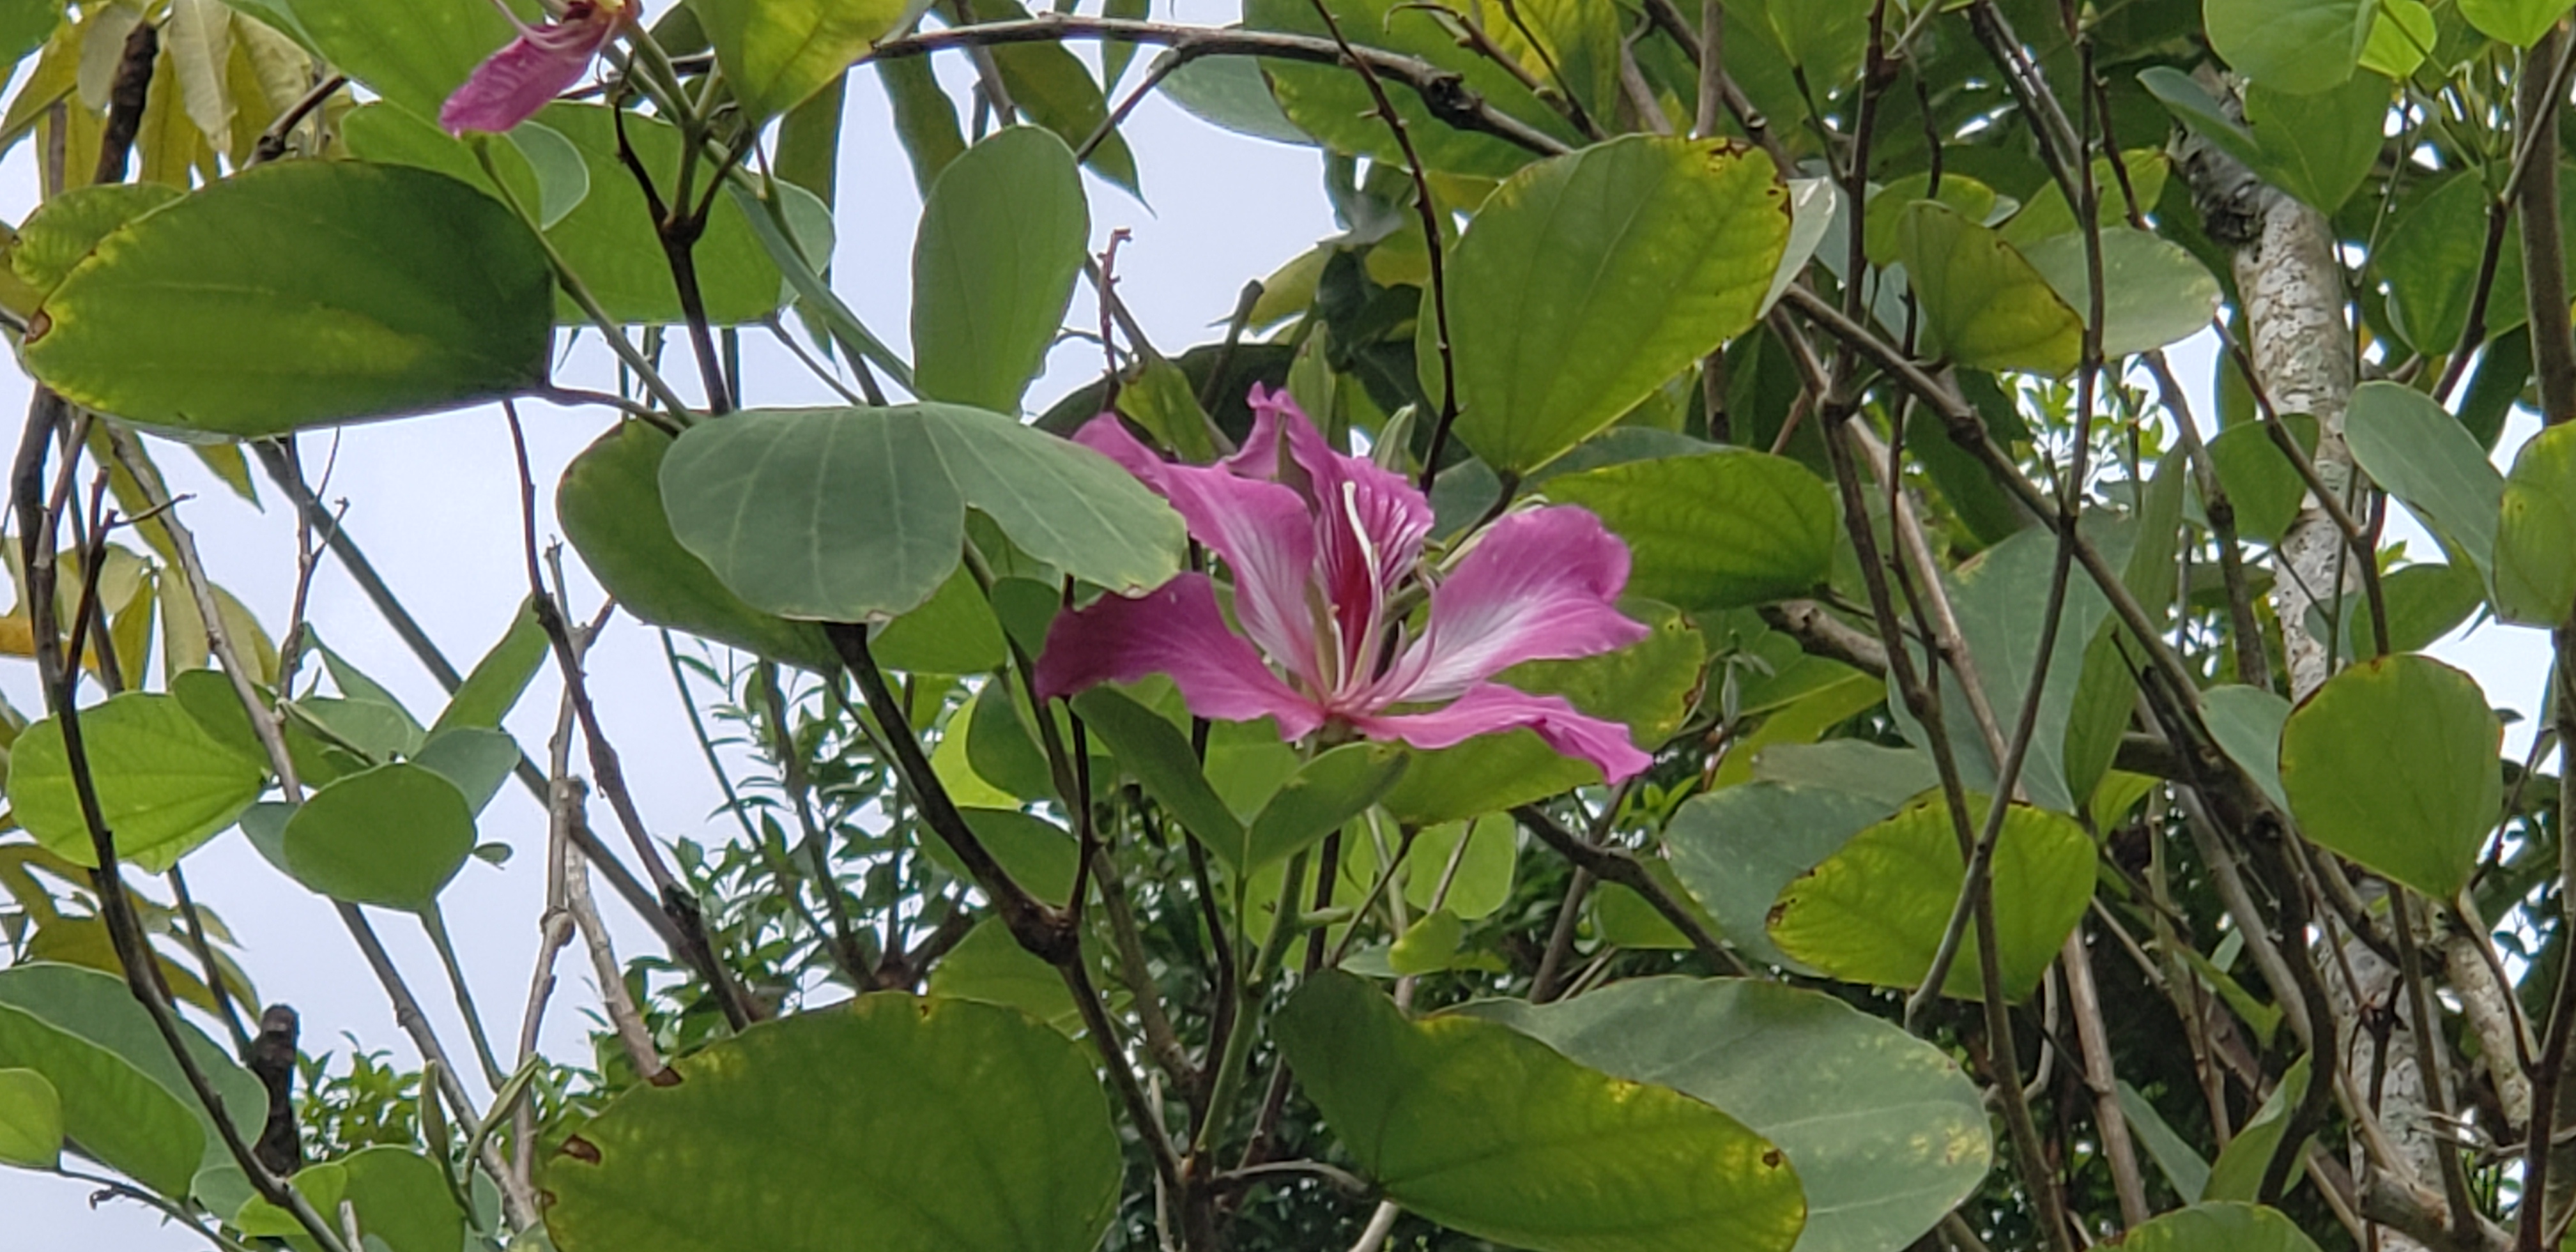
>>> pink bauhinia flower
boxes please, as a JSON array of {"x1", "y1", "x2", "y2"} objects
[
  {"x1": 439, "y1": 0, "x2": 630, "y2": 136},
  {"x1": 1035, "y1": 387, "x2": 1655, "y2": 784}
]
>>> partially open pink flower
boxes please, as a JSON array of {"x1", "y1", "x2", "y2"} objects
[
  {"x1": 440, "y1": 0, "x2": 629, "y2": 136},
  {"x1": 1036, "y1": 387, "x2": 1654, "y2": 784}
]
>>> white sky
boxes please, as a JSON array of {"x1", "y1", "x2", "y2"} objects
[{"x1": 4, "y1": 6, "x2": 2564, "y2": 1244}]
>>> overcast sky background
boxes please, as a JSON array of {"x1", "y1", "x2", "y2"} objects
[{"x1": 1, "y1": 4, "x2": 2560, "y2": 1245}]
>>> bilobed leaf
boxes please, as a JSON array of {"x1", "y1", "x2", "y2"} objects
[
  {"x1": 25, "y1": 162, "x2": 552, "y2": 434},
  {"x1": 974, "y1": 0, "x2": 1135, "y2": 193},
  {"x1": 1438, "y1": 137, "x2": 1788, "y2": 473},
  {"x1": 2204, "y1": 0, "x2": 2373, "y2": 94},
  {"x1": 0, "y1": 963, "x2": 267, "y2": 1195},
  {"x1": 280, "y1": 763, "x2": 477, "y2": 909},
  {"x1": 2461, "y1": 0, "x2": 2573, "y2": 47},
  {"x1": 1244, "y1": 0, "x2": 1577, "y2": 178},
  {"x1": 1404, "y1": 813, "x2": 1517, "y2": 920},
  {"x1": 0, "y1": 999, "x2": 200, "y2": 1193},
  {"x1": 1899, "y1": 200, "x2": 2081, "y2": 375},
  {"x1": 658, "y1": 404, "x2": 1183, "y2": 625},
  {"x1": 9, "y1": 692, "x2": 267, "y2": 872},
  {"x1": 1863, "y1": 175, "x2": 1995, "y2": 268},
  {"x1": 1275, "y1": 971, "x2": 1807, "y2": 1252},
  {"x1": 913, "y1": 128, "x2": 1088, "y2": 415},
  {"x1": 2019, "y1": 227, "x2": 2221, "y2": 357},
  {"x1": 1769, "y1": 798, "x2": 2094, "y2": 1001},
  {"x1": 2138, "y1": 68, "x2": 2266, "y2": 171},
  {"x1": 2279, "y1": 654, "x2": 2500, "y2": 899},
  {"x1": 925, "y1": 919, "x2": 1079, "y2": 1031},
  {"x1": 0, "y1": 1067, "x2": 60, "y2": 1168},
  {"x1": 1664, "y1": 782, "x2": 1900, "y2": 971},
  {"x1": 2380, "y1": 172, "x2": 2523, "y2": 354},
  {"x1": 544, "y1": 995, "x2": 1122, "y2": 1252},
  {"x1": 507, "y1": 119, "x2": 590, "y2": 229},
  {"x1": 556, "y1": 422, "x2": 840, "y2": 671},
  {"x1": 2495, "y1": 423, "x2": 2576, "y2": 625},
  {"x1": 2343, "y1": 380, "x2": 2505, "y2": 579},
  {"x1": 693, "y1": 0, "x2": 901, "y2": 121},
  {"x1": 2241, "y1": 75, "x2": 2389, "y2": 213},
  {"x1": 1468, "y1": 978, "x2": 1991, "y2": 1252},
  {"x1": 1545, "y1": 450, "x2": 1836, "y2": 612},
  {"x1": 237, "y1": 1146, "x2": 462, "y2": 1252}
]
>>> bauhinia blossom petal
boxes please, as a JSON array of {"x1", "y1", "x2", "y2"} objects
[
  {"x1": 1379, "y1": 507, "x2": 1648, "y2": 705},
  {"x1": 1073, "y1": 415, "x2": 1323, "y2": 685},
  {"x1": 440, "y1": 2, "x2": 624, "y2": 135},
  {"x1": 1034, "y1": 574, "x2": 1327, "y2": 740},
  {"x1": 1348, "y1": 685, "x2": 1652, "y2": 784}
]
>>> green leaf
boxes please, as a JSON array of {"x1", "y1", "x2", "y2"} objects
[
  {"x1": 0, "y1": 963, "x2": 267, "y2": 1196},
  {"x1": 924, "y1": 919, "x2": 1078, "y2": 1031},
  {"x1": 1275, "y1": 971, "x2": 1807, "y2": 1252},
  {"x1": 411, "y1": 728, "x2": 520, "y2": 815},
  {"x1": 2280, "y1": 653, "x2": 2500, "y2": 899},
  {"x1": 659, "y1": 404, "x2": 1184, "y2": 624},
  {"x1": 913, "y1": 808, "x2": 1080, "y2": 908},
  {"x1": 543, "y1": 995, "x2": 1122, "y2": 1252},
  {"x1": 1769, "y1": 798, "x2": 2095, "y2": 1001},
  {"x1": 2202, "y1": 684, "x2": 2294, "y2": 811},
  {"x1": 1381, "y1": 602, "x2": 1705, "y2": 825},
  {"x1": 2361, "y1": 0, "x2": 2435, "y2": 77},
  {"x1": 247, "y1": 1146, "x2": 463, "y2": 1252},
  {"x1": 2205, "y1": 0, "x2": 2373, "y2": 93},
  {"x1": 1863, "y1": 175, "x2": 1995, "y2": 268},
  {"x1": 871, "y1": 566, "x2": 1009, "y2": 674},
  {"x1": 1467, "y1": 977, "x2": 1991, "y2": 1252},
  {"x1": 1071, "y1": 688, "x2": 1246, "y2": 860},
  {"x1": 2344, "y1": 380, "x2": 2506, "y2": 580},
  {"x1": 1998, "y1": 151, "x2": 2173, "y2": 248},
  {"x1": 980, "y1": 0, "x2": 1137, "y2": 194},
  {"x1": 1244, "y1": 742, "x2": 1407, "y2": 871},
  {"x1": 912, "y1": 127, "x2": 1088, "y2": 415},
  {"x1": 1665, "y1": 782, "x2": 1901, "y2": 971},
  {"x1": 1388, "y1": 908, "x2": 1466, "y2": 975},
  {"x1": 2019, "y1": 227, "x2": 2221, "y2": 357},
  {"x1": 2380, "y1": 172, "x2": 2521, "y2": 354},
  {"x1": 2204, "y1": 1057, "x2": 2312, "y2": 1202},
  {"x1": 2206, "y1": 415, "x2": 2318, "y2": 545},
  {"x1": 2461, "y1": 0, "x2": 2573, "y2": 47},
  {"x1": 10, "y1": 692, "x2": 266, "y2": 872},
  {"x1": 694, "y1": 0, "x2": 900, "y2": 121},
  {"x1": 528, "y1": 103, "x2": 791, "y2": 324},
  {"x1": 1897, "y1": 200, "x2": 2082, "y2": 376},
  {"x1": 287, "y1": 0, "x2": 514, "y2": 118},
  {"x1": 2496, "y1": 423, "x2": 2576, "y2": 624},
  {"x1": 2138, "y1": 68, "x2": 2266, "y2": 171},
  {"x1": 2241, "y1": 74, "x2": 2390, "y2": 213},
  {"x1": 430, "y1": 599, "x2": 549, "y2": 737},
  {"x1": 1156, "y1": 52, "x2": 1311, "y2": 146},
  {"x1": 281, "y1": 763, "x2": 477, "y2": 909},
  {"x1": 1403, "y1": 813, "x2": 1516, "y2": 920},
  {"x1": 1753, "y1": 742, "x2": 1938, "y2": 808},
  {"x1": 25, "y1": 162, "x2": 551, "y2": 434},
  {"x1": 1244, "y1": 0, "x2": 1577, "y2": 178},
  {"x1": 507, "y1": 119, "x2": 589, "y2": 229},
  {"x1": 10, "y1": 183, "x2": 181, "y2": 295},
  {"x1": 1545, "y1": 451, "x2": 1836, "y2": 612},
  {"x1": 557, "y1": 422, "x2": 839, "y2": 671},
  {"x1": 1439, "y1": 137, "x2": 1788, "y2": 472},
  {"x1": 2345, "y1": 560, "x2": 2487, "y2": 655},
  {"x1": 0, "y1": 1067, "x2": 61, "y2": 1168},
  {"x1": 878, "y1": 53, "x2": 966, "y2": 194},
  {"x1": 2120, "y1": 1203, "x2": 2323, "y2": 1252},
  {"x1": 2118, "y1": 1081, "x2": 2213, "y2": 1203}
]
